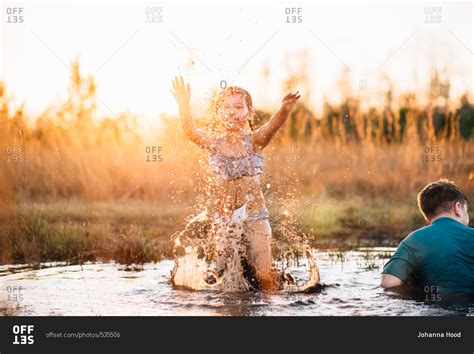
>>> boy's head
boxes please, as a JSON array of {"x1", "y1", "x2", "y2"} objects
[
  {"x1": 213, "y1": 86, "x2": 255, "y2": 132},
  {"x1": 417, "y1": 179, "x2": 469, "y2": 225}
]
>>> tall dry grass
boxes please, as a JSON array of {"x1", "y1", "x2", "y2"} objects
[
  {"x1": 0, "y1": 59, "x2": 473, "y2": 265},
  {"x1": 0, "y1": 60, "x2": 472, "y2": 205}
]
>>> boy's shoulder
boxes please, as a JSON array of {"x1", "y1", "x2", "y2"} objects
[
  {"x1": 401, "y1": 221, "x2": 446, "y2": 248},
  {"x1": 403, "y1": 223, "x2": 432, "y2": 243},
  {"x1": 403, "y1": 218, "x2": 473, "y2": 246}
]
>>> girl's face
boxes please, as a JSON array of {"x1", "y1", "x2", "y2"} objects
[{"x1": 217, "y1": 94, "x2": 250, "y2": 132}]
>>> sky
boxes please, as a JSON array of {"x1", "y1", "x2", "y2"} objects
[{"x1": 1, "y1": 1, "x2": 472, "y2": 132}]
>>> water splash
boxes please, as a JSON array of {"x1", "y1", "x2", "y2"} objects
[{"x1": 170, "y1": 203, "x2": 321, "y2": 293}]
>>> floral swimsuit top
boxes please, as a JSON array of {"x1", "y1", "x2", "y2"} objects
[{"x1": 208, "y1": 132, "x2": 264, "y2": 180}]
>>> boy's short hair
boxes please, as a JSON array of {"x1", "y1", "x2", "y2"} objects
[{"x1": 417, "y1": 179, "x2": 469, "y2": 221}]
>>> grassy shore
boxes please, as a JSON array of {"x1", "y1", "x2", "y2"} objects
[{"x1": 2, "y1": 198, "x2": 471, "y2": 266}]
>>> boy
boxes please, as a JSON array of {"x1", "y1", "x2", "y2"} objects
[{"x1": 381, "y1": 179, "x2": 474, "y2": 294}]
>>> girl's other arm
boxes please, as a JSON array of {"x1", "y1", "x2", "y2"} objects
[
  {"x1": 252, "y1": 91, "x2": 300, "y2": 149},
  {"x1": 180, "y1": 109, "x2": 214, "y2": 150},
  {"x1": 171, "y1": 75, "x2": 214, "y2": 150}
]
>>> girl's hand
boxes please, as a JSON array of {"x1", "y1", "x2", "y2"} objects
[
  {"x1": 280, "y1": 91, "x2": 301, "y2": 113},
  {"x1": 170, "y1": 75, "x2": 191, "y2": 113},
  {"x1": 170, "y1": 75, "x2": 213, "y2": 149},
  {"x1": 252, "y1": 91, "x2": 302, "y2": 149}
]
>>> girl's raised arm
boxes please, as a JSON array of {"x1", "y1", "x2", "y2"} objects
[
  {"x1": 252, "y1": 91, "x2": 301, "y2": 149},
  {"x1": 171, "y1": 76, "x2": 214, "y2": 150}
]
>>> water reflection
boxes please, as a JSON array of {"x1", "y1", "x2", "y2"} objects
[{"x1": 0, "y1": 249, "x2": 472, "y2": 316}]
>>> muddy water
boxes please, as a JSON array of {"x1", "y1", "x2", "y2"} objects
[{"x1": 1, "y1": 248, "x2": 472, "y2": 316}]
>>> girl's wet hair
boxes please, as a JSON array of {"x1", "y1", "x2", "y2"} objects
[{"x1": 212, "y1": 86, "x2": 255, "y2": 131}]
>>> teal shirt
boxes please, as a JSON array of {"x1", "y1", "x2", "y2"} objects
[{"x1": 383, "y1": 217, "x2": 474, "y2": 294}]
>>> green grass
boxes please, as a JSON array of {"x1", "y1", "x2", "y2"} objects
[
  {"x1": 1, "y1": 198, "x2": 473, "y2": 265},
  {"x1": 298, "y1": 195, "x2": 420, "y2": 237},
  {"x1": 0, "y1": 200, "x2": 179, "y2": 266}
]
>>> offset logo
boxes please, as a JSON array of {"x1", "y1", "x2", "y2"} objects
[
  {"x1": 145, "y1": 7, "x2": 163, "y2": 24},
  {"x1": 5, "y1": 7, "x2": 24, "y2": 23},
  {"x1": 285, "y1": 7, "x2": 303, "y2": 23},
  {"x1": 12, "y1": 325, "x2": 34, "y2": 344},
  {"x1": 145, "y1": 146, "x2": 163, "y2": 162}
]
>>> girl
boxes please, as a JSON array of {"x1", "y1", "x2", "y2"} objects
[{"x1": 171, "y1": 76, "x2": 300, "y2": 291}]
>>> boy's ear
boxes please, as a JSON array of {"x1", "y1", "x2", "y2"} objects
[{"x1": 453, "y1": 202, "x2": 463, "y2": 217}]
